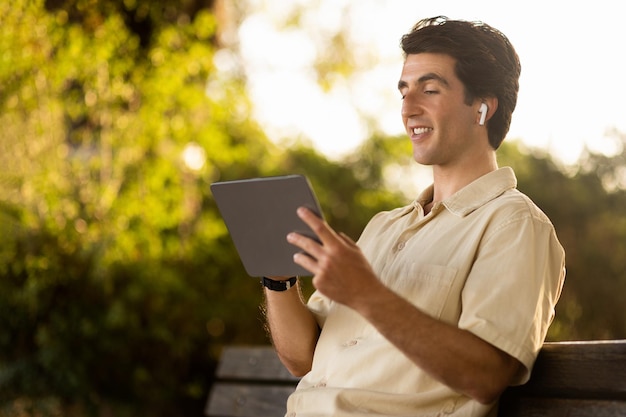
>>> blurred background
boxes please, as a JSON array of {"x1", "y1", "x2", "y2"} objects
[{"x1": 1, "y1": 0, "x2": 624, "y2": 416}]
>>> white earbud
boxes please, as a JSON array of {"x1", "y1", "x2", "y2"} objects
[{"x1": 478, "y1": 102, "x2": 488, "y2": 126}]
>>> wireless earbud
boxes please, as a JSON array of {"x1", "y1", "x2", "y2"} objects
[{"x1": 478, "y1": 103, "x2": 488, "y2": 126}]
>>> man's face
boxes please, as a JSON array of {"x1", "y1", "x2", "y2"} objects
[{"x1": 398, "y1": 53, "x2": 482, "y2": 167}]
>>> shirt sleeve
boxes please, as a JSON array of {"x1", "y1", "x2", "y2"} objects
[
  {"x1": 458, "y1": 212, "x2": 565, "y2": 385},
  {"x1": 307, "y1": 290, "x2": 333, "y2": 328}
]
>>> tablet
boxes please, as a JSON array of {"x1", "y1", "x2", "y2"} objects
[{"x1": 210, "y1": 175, "x2": 323, "y2": 277}]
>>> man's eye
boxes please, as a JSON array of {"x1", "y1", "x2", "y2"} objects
[{"x1": 424, "y1": 90, "x2": 438, "y2": 95}]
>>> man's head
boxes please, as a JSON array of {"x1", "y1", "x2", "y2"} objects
[{"x1": 400, "y1": 16, "x2": 521, "y2": 150}]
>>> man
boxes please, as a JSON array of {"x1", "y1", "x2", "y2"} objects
[{"x1": 262, "y1": 16, "x2": 565, "y2": 417}]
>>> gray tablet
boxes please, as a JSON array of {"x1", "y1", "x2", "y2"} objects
[{"x1": 210, "y1": 175, "x2": 323, "y2": 277}]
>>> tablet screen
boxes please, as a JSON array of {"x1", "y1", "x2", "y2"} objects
[{"x1": 211, "y1": 175, "x2": 323, "y2": 277}]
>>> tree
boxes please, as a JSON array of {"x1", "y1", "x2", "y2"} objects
[{"x1": 0, "y1": 1, "x2": 276, "y2": 415}]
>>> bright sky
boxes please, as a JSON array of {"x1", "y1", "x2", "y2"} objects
[{"x1": 234, "y1": 0, "x2": 626, "y2": 165}]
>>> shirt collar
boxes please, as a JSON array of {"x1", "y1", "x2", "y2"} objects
[
  {"x1": 443, "y1": 167, "x2": 517, "y2": 217},
  {"x1": 403, "y1": 167, "x2": 517, "y2": 218}
]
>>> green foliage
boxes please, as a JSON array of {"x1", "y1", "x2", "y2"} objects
[{"x1": 0, "y1": 0, "x2": 274, "y2": 415}]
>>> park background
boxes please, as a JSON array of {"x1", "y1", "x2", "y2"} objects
[{"x1": 1, "y1": 0, "x2": 625, "y2": 416}]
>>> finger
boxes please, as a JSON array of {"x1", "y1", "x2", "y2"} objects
[
  {"x1": 297, "y1": 207, "x2": 339, "y2": 246},
  {"x1": 292, "y1": 252, "x2": 319, "y2": 275},
  {"x1": 287, "y1": 231, "x2": 325, "y2": 260}
]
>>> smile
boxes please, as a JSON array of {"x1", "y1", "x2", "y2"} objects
[{"x1": 413, "y1": 127, "x2": 433, "y2": 135}]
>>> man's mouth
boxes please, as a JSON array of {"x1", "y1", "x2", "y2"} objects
[{"x1": 413, "y1": 127, "x2": 433, "y2": 135}]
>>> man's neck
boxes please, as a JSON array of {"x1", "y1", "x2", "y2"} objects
[{"x1": 430, "y1": 154, "x2": 498, "y2": 204}]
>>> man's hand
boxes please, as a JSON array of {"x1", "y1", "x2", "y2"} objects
[{"x1": 287, "y1": 207, "x2": 382, "y2": 307}]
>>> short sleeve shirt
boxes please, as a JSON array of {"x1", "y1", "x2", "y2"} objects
[{"x1": 286, "y1": 167, "x2": 566, "y2": 417}]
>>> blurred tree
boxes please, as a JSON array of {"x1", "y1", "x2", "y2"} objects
[{"x1": 0, "y1": 0, "x2": 278, "y2": 415}]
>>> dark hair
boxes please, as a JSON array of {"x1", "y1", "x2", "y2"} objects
[{"x1": 400, "y1": 16, "x2": 521, "y2": 149}]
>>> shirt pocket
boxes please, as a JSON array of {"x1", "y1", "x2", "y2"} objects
[{"x1": 391, "y1": 263, "x2": 458, "y2": 319}]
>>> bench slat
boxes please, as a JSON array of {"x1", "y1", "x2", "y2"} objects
[
  {"x1": 216, "y1": 346, "x2": 299, "y2": 382},
  {"x1": 509, "y1": 340, "x2": 626, "y2": 399},
  {"x1": 205, "y1": 383, "x2": 295, "y2": 417},
  {"x1": 498, "y1": 397, "x2": 626, "y2": 417}
]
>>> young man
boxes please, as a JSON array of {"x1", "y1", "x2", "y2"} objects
[{"x1": 262, "y1": 16, "x2": 565, "y2": 417}]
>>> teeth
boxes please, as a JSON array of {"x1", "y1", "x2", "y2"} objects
[{"x1": 413, "y1": 127, "x2": 432, "y2": 135}]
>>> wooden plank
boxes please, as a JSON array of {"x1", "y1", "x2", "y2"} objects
[
  {"x1": 216, "y1": 346, "x2": 299, "y2": 382},
  {"x1": 498, "y1": 396, "x2": 626, "y2": 417},
  {"x1": 205, "y1": 383, "x2": 295, "y2": 417},
  {"x1": 511, "y1": 340, "x2": 626, "y2": 398}
]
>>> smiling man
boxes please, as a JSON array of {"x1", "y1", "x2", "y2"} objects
[{"x1": 263, "y1": 16, "x2": 565, "y2": 417}]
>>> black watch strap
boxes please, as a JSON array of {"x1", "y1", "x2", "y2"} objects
[{"x1": 261, "y1": 276, "x2": 297, "y2": 291}]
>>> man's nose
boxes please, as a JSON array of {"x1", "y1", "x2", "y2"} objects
[{"x1": 401, "y1": 91, "x2": 422, "y2": 118}]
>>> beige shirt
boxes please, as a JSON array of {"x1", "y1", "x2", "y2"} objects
[{"x1": 286, "y1": 167, "x2": 565, "y2": 417}]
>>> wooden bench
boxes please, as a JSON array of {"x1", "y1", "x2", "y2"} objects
[{"x1": 206, "y1": 340, "x2": 626, "y2": 417}]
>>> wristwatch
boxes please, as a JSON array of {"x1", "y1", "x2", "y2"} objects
[{"x1": 261, "y1": 276, "x2": 297, "y2": 291}]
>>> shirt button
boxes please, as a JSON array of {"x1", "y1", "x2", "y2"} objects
[
  {"x1": 397, "y1": 241, "x2": 406, "y2": 250},
  {"x1": 343, "y1": 339, "x2": 358, "y2": 347},
  {"x1": 314, "y1": 381, "x2": 327, "y2": 388}
]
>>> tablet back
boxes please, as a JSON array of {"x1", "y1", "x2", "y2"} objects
[{"x1": 210, "y1": 175, "x2": 322, "y2": 277}]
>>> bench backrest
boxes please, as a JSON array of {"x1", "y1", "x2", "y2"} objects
[
  {"x1": 500, "y1": 340, "x2": 626, "y2": 416},
  {"x1": 206, "y1": 340, "x2": 626, "y2": 417}
]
